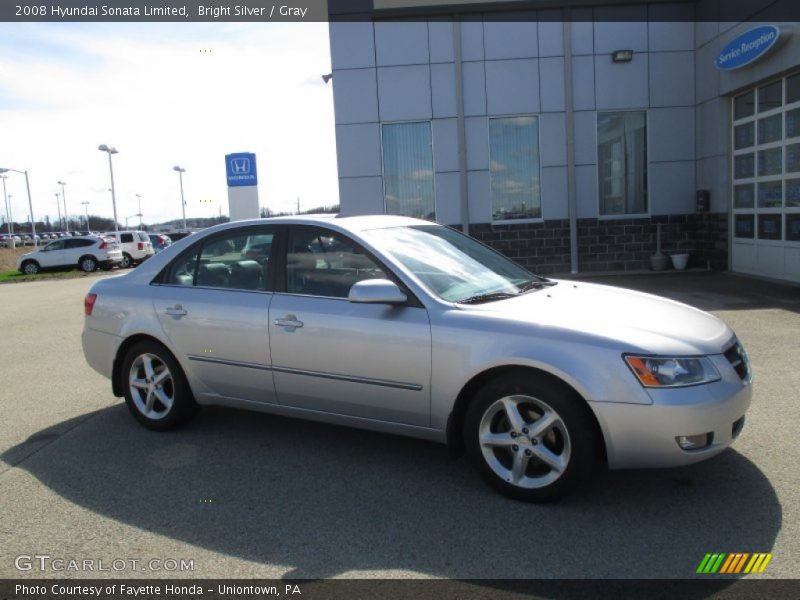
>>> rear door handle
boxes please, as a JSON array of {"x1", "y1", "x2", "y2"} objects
[
  {"x1": 273, "y1": 315, "x2": 303, "y2": 329},
  {"x1": 165, "y1": 305, "x2": 188, "y2": 316}
]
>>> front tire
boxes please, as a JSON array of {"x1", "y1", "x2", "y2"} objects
[
  {"x1": 121, "y1": 341, "x2": 197, "y2": 431},
  {"x1": 21, "y1": 260, "x2": 40, "y2": 275},
  {"x1": 464, "y1": 373, "x2": 598, "y2": 503}
]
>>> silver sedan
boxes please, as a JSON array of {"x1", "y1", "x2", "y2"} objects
[{"x1": 82, "y1": 215, "x2": 752, "y2": 502}]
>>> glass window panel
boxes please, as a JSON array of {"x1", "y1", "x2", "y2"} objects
[
  {"x1": 757, "y1": 114, "x2": 782, "y2": 144},
  {"x1": 285, "y1": 227, "x2": 386, "y2": 298},
  {"x1": 758, "y1": 80, "x2": 782, "y2": 112},
  {"x1": 787, "y1": 73, "x2": 800, "y2": 104},
  {"x1": 382, "y1": 122, "x2": 435, "y2": 220},
  {"x1": 734, "y1": 214, "x2": 755, "y2": 239},
  {"x1": 489, "y1": 116, "x2": 541, "y2": 220},
  {"x1": 786, "y1": 108, "x2": 800, "y2": 138},
  {"x1": 786, "y1": 178, "x2": 800, "y2": 207},
  {"x1": 734, "y1": 122, "x2": 755, "y2": 149},
  {"x1": 734, "y1": 90, "x2": 755, "y2": 120},
  {"x1": 196, "y1": 230, "x2": 275, "y2": 290},
  {"x1": 758, "y1": 214, "x2": 782, "y2": 240},
  {"x1": 786, "y1": 143, "x2": 800, "y2": 173},
  {"x1": 757, "y1": 181, "x2": 782, "y2": 208},
  {"x1": 165, "y1": 248, "x2": 200, "y2": 286},
  {"x1": 597, "y1": 111, "x2": 647, "y2": 216},
  {"x1": 786, "y1": 214, "x2": 800, "y2": 241},
  {"x1": 734, "y1": 183, "x2": 755, "y2": 209},
  {"x1": 734, "y1": 153, "x2": 755, "y2": 179},
  {"x1": 757, "y1": 147, "x2": 782, "y2": 176}
]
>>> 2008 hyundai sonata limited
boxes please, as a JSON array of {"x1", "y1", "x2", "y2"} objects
[{"x1": 82, "y1": 215, "x2": 752, "y2": 502}]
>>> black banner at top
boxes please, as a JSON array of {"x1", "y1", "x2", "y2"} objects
[{"x1": 2, "y1": 0, "x2": 800, "y2": 23}]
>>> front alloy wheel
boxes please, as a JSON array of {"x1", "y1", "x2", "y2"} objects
[
  {"x1": 478, "y1": 395, "x2": 571, "y2": 489},
  {"x1": 122, "y1": 341, "x2": 197, "y2": 430},
  {"x1": 465, "y1": 374, "x2": 598, "y2": 502}
]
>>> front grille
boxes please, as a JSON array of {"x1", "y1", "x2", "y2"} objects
[{"x1": 724, "y1": 340, "x2": 749, "y2": 381}]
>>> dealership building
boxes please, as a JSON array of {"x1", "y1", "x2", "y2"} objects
[{"x1": 327, "y1": 1, "x2": 800, "y2": 283}]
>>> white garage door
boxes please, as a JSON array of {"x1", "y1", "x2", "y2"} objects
[{"x1": 731, "y1": 72, "x2": 800, "y2": 283}]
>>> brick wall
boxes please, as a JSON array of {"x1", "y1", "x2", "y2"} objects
[{"x1": 467, "y1": 213, "x2": 728, "y2": 275}]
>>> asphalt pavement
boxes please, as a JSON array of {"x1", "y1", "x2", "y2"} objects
[{"x1": 0, "y1": 272, "x2": 797, "y2": 580}]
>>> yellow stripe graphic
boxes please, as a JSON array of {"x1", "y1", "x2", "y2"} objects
[
  {"x1": 759, "y1": 554, "x2": 773, "y2": 573},
  {"x1": 744, "y1": 554, "x2": 759, "y2": 574}
]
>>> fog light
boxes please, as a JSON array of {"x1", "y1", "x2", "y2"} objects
[{"x1": 676, "y1": 433, "x2": 713, "y2": 451}]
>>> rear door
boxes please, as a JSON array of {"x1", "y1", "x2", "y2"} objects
[{"x1": 151, "y1": 225, "x2": 279, "y2": 403}]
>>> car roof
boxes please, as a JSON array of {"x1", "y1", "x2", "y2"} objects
[{"x1": 200, "y1": 214, "x2": 431, "y2": 236}]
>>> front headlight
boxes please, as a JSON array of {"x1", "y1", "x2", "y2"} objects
[{"x1": 624, "y1": 355, "x2": 721, "y2": 388}]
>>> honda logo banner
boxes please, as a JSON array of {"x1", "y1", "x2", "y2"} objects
[{"x1": 225, "y1": 152, "x2": 258, "y2": 187}]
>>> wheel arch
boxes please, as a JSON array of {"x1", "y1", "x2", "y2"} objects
[
  {"x1": 78, "y1": 254, "x2": 97, "y2": 267},
  {"x1": 112, "y1": 333, "x2": 182, "y2": 397},
  {"x1": 446, "y1": 365, "x2": 607, "y2": 464}
]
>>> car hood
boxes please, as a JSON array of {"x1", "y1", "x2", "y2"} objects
[{"x1": 461, "y1": 280, "x2": 733, "y2": 355}]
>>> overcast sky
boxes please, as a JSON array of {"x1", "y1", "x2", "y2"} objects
[{"x1": 0, "y1": 22, "x2": 338, "y2": 228}]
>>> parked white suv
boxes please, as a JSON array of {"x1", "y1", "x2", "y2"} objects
[
  {"x1": 105, "y1": 231, "x2": 155, "y2": 268},
  {"x1": 17, "y1": 236, "x2": 123, "y2": 274}
]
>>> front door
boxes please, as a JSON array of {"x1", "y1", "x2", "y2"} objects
[{"x1": 269, "y1": 226, "x2": 431, "y2": 426}]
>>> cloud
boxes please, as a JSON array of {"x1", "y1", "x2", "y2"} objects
[{"x1": 0, "y1": 23, "x2": 338, "y2": 226}]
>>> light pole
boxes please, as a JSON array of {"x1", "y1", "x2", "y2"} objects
[
  {"x1": 1, "y1": 174, "x2": 11, "y2": 236},
  {"x1": 54, "y1": 192, "x2": 63, "y2": 232},
  {"x1": 58, "y1": 180, "x2": 68, "y2": 231},
  {"x1": 0, "y1": 167, "x2": 36, "y2": 245},
  {"x1": 98, "y1": 145, "x2": 119, "y2": 232},
  {"x1": 173, "y1": 166, "x2": 187, "y2": 231},
  {"x1": 135, "y1": 193, "x2": 143, "y2": 229},
  {"x1": 81, "y1": 201, "x2": 90, "y2": 230},
  {"x1": 7, "y1": 194, "x2": 13, "y2": 234}
]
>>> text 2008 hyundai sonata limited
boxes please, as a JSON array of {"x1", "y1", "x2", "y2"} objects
[{"x1": 82, "y1": 215, "x2": 752, "y2": 502}]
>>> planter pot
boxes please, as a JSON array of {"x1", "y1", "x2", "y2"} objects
[
  {"x1": 671, "y1": 253, "x2": 690, "y2": 270},
  {"x1": 650, "y1": 253, "x2": 669, "y2": 271}
]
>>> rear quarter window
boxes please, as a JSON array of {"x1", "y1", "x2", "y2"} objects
[{"x1": 120, "y1": 233, "x2": 134, "y2": 243}]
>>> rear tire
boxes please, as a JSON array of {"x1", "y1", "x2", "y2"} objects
[
  {"x1": 121, "y1": 341, "x2": 197, "y2": 431},
  {"x1": 79, "y1": 256, "x2": 97, "y2": 272},
  {"x1": 464, "y1": 373, "x2": 598, "y2": 503},
  {"x1": 21, "y1": 260, "x2": 39, "y2": 275},
  {"x1": 120, "y1": 253, "x2": 133, "y2": 268}
]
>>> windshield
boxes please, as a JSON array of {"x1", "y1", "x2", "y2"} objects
[{"x1": 363, "y1": 225, "x2": 548, "y2": 302}]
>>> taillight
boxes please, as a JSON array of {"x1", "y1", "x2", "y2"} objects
[
  {"x1": 98, "y1": 240, "x2": 108, "y2": 249},
  {"x1": 137, "y1": 242, "x2": 144, "y2": 250},
  {"x1": 85, "y1": 293, "x2": 97, "y2": 316}
]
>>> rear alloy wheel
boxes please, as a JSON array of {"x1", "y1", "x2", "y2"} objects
[
  {"x1": 79, "y1": 256, "x2": 97, "y2": 272},
  {"x1": 465, "y1": 374, "x2": 597, "y2": 502},
  {"x1": 122, "y1": 341, "x2": 197, "y2": 430},
  {"x1": 120, "y1": 253, "x2": 133, "y2": 268},
  {"x1": 22, "y1": 261, "x2": 39, "y2": 275}
]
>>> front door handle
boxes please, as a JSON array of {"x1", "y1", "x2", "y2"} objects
[
  {"x1": 165, "y1": 305, "x2": 188, "y2": 316},
  {"x1": 273, "y1": 315, "x2": 303, "y2": 329}
]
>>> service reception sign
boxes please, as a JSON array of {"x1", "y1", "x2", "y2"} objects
[{"x1": 715, "y1": 25, "x2": 783, "y2": 70}]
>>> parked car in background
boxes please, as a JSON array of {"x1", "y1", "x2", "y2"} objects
[
  {"x1": 22, "y1": 234, "x2": 41, "y2": 245},
  {"x1": 17, "y1": 235, "x2": 122, "y2": 274},
  {"x1": 164, "y1": 231, "x2": 192, "y2": 242},
  {"x1": 82, "y1": 215, "x2": 753, "y2": 502},
  {"x1": 1, "y1": 234, "x2": 23, "y2": 247},
  {"x1": 148, "y1": 233, "x2": 172, "y2": 253},
  {"x1": 104, "y1": 230, "x2": 155, "y2": 268}
]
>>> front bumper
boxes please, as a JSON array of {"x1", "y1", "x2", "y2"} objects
[{"x1": 591, "y1": 355, "x2": 752, "y2": 469}]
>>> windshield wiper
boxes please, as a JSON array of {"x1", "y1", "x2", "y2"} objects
[
  {"x1": 457, "y1": 291, "x2": 518, "y2": 304},
  {"x1": 517, "y1": 279, "x2": 559, "y2": 294}
]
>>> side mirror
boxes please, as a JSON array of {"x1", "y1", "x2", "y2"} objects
[{"x1": 348, "y1": 279, "x2": 407, "y2": 305}]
